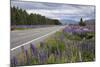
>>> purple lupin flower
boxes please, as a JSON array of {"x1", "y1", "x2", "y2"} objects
[
  {"x1": 21, "y1": 46, "x2": 27, "y2": 65},
  {"x1": 25, "y1": 49, "x2": 30, "y2": 65},
  {"x1": 11, "y1": 56, "x2": 18, "y2": 66},
  {"x1": 30, "y1": 43, "x2": 35, "y2": 55},
  {"x1": 30, "y1": 43, "x2": 39, "y2": 60},
  {"x1": 38, "y1": 51, "x2": 46, "y2": 64}
]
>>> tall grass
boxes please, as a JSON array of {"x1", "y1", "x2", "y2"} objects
[{"x1": 11, "y1": 27, "x2": 95, "y2": 66}]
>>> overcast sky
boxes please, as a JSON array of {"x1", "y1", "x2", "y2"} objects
[{"x1": 11, "y1": 1, "x2": 95, "y2": 21}]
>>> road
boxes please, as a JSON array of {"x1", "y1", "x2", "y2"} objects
[{"x1": 11, "y1": 26, "x2": 65, "y2": 51}]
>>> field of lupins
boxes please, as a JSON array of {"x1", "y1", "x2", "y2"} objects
[{"x1": 11, "y1": 25, "x2": 95, "y2": 67}]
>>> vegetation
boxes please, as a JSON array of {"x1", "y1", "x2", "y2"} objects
[
  {"x1": 79, "y1": 18, "x2": 86, "y2": 26},
  {"x1": 11, "y1": 27, "x2": 95, "y2": 66},
  {"x1": 11, "y1": 7, "x2": 62, "y2": 25}
]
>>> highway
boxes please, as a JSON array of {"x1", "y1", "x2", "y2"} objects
[{"x1": 11, "y1": 26, "x2": 65, "y2": 51}]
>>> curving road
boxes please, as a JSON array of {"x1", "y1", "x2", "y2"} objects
[{"x1": 10, "y1": 26, "x2": 65, "y2": 51}]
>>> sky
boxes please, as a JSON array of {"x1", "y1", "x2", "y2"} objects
[{"x1": 11, "y1": 1, "x2": 95, "y2": 22}]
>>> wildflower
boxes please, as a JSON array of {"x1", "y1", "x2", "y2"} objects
[
  {"x1": 11, "y1": 56, "x2": 18, "y2": 66},
  {"x1": 38, "y1": 51, "x2": 46, "y2": 64},
  {"x1": 30, "y1": 43, "x2": 35, "y2": 55},
  {"x1": 25, "y1": 49, "x2": 30, "y2": 65}
]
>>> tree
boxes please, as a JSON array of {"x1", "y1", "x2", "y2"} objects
[
  {"x1": 11, "y1": 6, "x2": 62, "y2": 25},
  {"x1": 79, "y1": 18, "x2": 86, "y2": 26}
]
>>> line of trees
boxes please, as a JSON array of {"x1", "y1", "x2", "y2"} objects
[{"x1": 11, "y1": 7, "x2": 62, "y2": 25}]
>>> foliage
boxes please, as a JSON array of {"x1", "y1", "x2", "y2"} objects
[
  {"x1": 11, "y1": 26, "x2": 95, "y2": 66},
  {"x1": 79, "y1": 18, "x2": 86, "y2": 26},
  {"x1": 11, "y1": 7, "x2": 62, "y2": 25}
]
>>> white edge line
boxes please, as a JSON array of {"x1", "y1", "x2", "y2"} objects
[{"x1": 11, "y1": 26, "x2": 65, "y2": 51}]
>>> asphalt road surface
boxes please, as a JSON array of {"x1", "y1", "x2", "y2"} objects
[{"x1": 11, "y1": 26, "x2": 65, "y2": 51}]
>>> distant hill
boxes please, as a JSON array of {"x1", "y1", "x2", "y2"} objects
[
  {"x1": 60, "y1": 19, "x2": 78, "y2": 25},
  {"x1": 84, "y1": 19, "x2": 95, "y2": 25},
  {"x1": 60, "y1": 19, "x2": 95, "y2": 25}
]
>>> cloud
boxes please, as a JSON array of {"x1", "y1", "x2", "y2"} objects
[{"x1": 11, "y1": 1, "x2": 95, "y2": 21}]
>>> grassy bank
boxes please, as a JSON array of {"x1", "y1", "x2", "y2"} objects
[{"x1": 11, "y1": 28, "x2": 95, "y2": 66}]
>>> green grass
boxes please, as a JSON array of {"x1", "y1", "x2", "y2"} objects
[{"x1": 13, "y1": 30, "x2": 95, "y2": 66}]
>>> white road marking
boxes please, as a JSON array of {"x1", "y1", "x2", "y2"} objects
[{"x1": 11, "y1": 26, "x2": 65, "y2": 51}]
